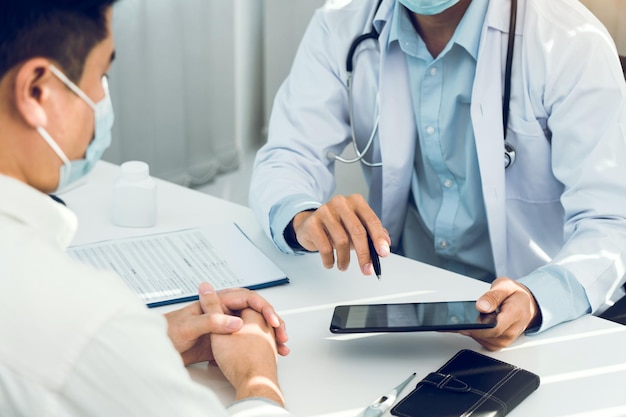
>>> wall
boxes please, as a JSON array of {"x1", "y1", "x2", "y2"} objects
[
  {"x1": 262, "y1": 0, "x2": 370, "y2": 198},
  {"x1": 106, "y1": 0, "x2": 239, "y2": 185},
  {"x1": 235, "y1": 1, "x2": 265, "y2": 152},
  {"x1": 262, "y1": 0, "x2": 326, "y2": 131},
  {"x1": 580, "y1": 0, "x2": 626, "y2": 55}
]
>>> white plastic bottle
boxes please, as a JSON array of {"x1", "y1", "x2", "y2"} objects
[{"x1": 112, "y1": 161, "x2": 157, "y2": 227}]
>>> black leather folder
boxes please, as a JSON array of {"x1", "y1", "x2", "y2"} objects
[{"x1": 391, "y1": 349, "x2": 540, "y2": 417}]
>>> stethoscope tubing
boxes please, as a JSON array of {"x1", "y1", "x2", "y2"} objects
[{"x1": 336, "y1": 0, "x2": 518, "y2": 169}]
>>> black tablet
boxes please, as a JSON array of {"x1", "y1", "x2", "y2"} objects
[{"x1": 330, "y1": 301, "x2": 497, "y2": 333}]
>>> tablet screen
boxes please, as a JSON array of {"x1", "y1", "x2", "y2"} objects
[{"x1": 330, "y1": 301, "x2": 497, "y2": 333}]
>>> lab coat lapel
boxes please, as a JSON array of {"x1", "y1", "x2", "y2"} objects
[{"x1": 471, "y1": 0, "x2": 523, "y2": 277}]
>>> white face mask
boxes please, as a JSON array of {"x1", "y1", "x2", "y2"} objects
[
  {"x1": 398, "y1": 0, "x2": 461, "y2": 15},
  {"x1": 37, "y1": 65, "x2": 114, "y2": 193}
]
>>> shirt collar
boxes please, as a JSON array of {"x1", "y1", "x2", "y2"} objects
[
  {"x1": 388, "y1": 1, "x2": 410, "y2": 45},
  {"x1": 388, "y1": 0, "x2": 489, "y2": 60},
  {"x1": 456, "y1": 0, "x2": 489, "y2": 60},
  {"x1": 0, "y1": 175, "x2": 78, "y2": 249}
]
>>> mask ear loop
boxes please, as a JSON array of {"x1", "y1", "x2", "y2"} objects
[
  {"x1": 36, "y1": 125, "x2": 73, "y2": 192},
  {"x1": 36, "y1": 126, "x2": 71, "y2": 166},
  {"x1": 48, "y1": 65, "x2": 97, "y2": 110},
  {"x1": 39, "y1": 65, "x2": 92, "y2": 173}
]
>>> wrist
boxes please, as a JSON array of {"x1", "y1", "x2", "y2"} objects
[
  {"x1": 283, "y1": 210, "x2": 315, "y2": 251},
  {"x1": 235, "y1": 375, "x2": 285, "y2": 407},
  {"x1": 519, "y1": 284, "x2": 542, "y2": 331}
]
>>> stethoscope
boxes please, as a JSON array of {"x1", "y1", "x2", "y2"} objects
[{"x1": 332, "y1": 0, "x2": 518, "y2": 169}]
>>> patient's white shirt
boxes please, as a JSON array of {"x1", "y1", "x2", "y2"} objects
[{"x1": 0, "y1": 175, "x2": 291, "y2": 417}]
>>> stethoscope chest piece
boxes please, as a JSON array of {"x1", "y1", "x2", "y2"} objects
[{"x1": 504, "y1": 141, "x2": 516, "y2": 169}]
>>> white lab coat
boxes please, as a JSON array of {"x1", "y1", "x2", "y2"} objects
[{"x1": 251, "y1": 0, "x2": 626, "y2": 316}]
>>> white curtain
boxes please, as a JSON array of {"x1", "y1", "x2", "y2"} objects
[
  {"x1": 105, "y1": 0, "x2": 244, "y2": 186},
  {"x1": 103, "y1": 0, "x2": 328, "y2": 188}
]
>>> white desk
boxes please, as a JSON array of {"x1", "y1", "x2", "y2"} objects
[{"x1": 64, "y1": 161, "x2": 626, "y2": 417}]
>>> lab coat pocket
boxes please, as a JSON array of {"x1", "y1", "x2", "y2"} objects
[{"x1": 504, "y1": 113, "x2": 563, "y2": 203}]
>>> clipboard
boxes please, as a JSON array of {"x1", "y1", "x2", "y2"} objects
[{"x1": 68, "y1": 222, "x2": 289, "y2": 307}]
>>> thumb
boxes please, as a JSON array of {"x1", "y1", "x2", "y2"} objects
[
  {"x1": 476, "y1": 290, "x2": 502, "y2": 313},
  {"x1": 198, "y1": 282, "x2": 223, "y2": 314},
  {"x1": 197, "y1": 282, "x2": 243, "y2": 334},
  {"x1": 476, "y1": 277, "x2": 519, "y2": 313},
  {"x1": 476, "y1": 277, "x2": 512, "y2": 313}
]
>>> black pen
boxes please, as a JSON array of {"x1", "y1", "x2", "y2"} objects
[{"x1": 367, "y1": 233, "x2": 382, "y2": 280}]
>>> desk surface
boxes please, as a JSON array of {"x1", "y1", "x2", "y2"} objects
[{"x1": 64, "y1": 161, "x2": 626, "y2": 417}]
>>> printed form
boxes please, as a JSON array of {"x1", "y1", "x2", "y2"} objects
[{"x1": 68, "y1": 223, "x2": 289, "y2": 307}]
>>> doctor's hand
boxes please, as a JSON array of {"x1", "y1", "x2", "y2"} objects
[
  {"x1": 164, "y1": 282, "x2": 289, "y2": 366},
  {"x1": 457, "y1": 277, "x2": 541, "y2": 351},
  {"x1": 291, "y1": 194, "x2": 391, "y2": 276}
]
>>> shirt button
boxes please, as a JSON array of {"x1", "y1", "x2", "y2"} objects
[
  {"x1": 426, "y1": 126, "x2": 435, "y2": 135},
  {"x1": 439, "y1": 240, "x2": 449, "y2": 249},
  {"x1": 429, "y1": 67, "x2": 438, "y2": 76},
  {"x1": 443, "y1": 179, "x2": 453, "y2": 188}
]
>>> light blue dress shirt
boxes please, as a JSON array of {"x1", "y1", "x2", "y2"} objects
[
  {"x1": 389, "y1": 1, "x2": 590, "y2": 329},
  {"x1": 390, "y1": 1, "x2": 495, "y2": 281}
]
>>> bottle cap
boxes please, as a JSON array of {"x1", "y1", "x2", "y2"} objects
[{"x1": 120, "y1": 161, "x2": 149, "y2": 181}]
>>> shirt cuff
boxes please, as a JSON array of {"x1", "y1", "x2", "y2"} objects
[
  {"x1": 517, "y1": 265, "x2": 591, "y2": 334},
  {"x1": 269, "y1": 194, "x2": 321, "y2": 254}
]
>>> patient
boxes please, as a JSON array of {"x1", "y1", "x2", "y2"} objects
[{"x1": 0, "y1": 1, "x2": 292, "y2": 415}]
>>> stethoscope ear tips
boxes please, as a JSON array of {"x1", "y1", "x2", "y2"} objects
[{"x1": 504, "y1": 141, "x2": 516, "y2": 169}]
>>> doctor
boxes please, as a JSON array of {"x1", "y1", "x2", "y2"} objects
[{"x1": 250, "y1": 0, "x2": 626, "y2": 350}]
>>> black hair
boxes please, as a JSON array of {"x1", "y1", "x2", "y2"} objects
[{"x1": 0, "y1": 0, "x2": 118, "y2": 83}]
